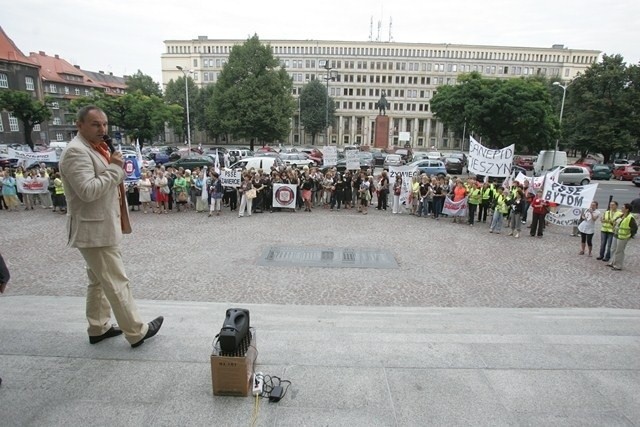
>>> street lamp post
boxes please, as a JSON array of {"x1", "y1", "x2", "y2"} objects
[
  {"x1": 322, "y1": 60, "x2": 337, "y2": 145},
  {"x1": 176, "y1": 66, "x2": 192, "y2": 157},
  {"x1": 552, "y1": 78, "x2": 578, "y2": 168}
]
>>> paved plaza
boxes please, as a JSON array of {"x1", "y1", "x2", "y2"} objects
[
  {"x1": 1, "y1": 200, "x2": 639, "y2": 426},
  {"x1": 1, "y1": 201, "x2": 638, "y2": 308}
]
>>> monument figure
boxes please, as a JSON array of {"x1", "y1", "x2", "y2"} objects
[{"x1": 375, "y1": 91, "x2": 390, "y2": 116}]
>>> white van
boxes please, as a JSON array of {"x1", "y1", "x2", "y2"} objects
[
  {"x1": 229, "y1": 156, "x2": 285, "y2": 172},
  {"x1": 533, "y1": 150, "x2": 567, "y2": 175}
]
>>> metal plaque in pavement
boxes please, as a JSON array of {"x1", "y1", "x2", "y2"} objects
[{"x1": 257, "y1": 246, "x2": 399, "y2": 269}]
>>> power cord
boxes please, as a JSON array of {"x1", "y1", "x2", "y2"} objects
[{"x1": 260, "y1": 375, "x2": 291, "y2": 402}]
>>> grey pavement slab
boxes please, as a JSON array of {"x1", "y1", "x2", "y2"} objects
[{"x1": 1, "y1": 296, "x2": 639, "y2": 426}]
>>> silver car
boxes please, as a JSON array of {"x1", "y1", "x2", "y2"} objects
[
  {"x1": 550, "y1": 165, "x2": 591, "y2": 185},
  {"x1": 384, "y1": 154, "x2": 403, "y2": 168}
]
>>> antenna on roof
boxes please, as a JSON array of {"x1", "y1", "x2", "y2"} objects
[
  {"x1": 389, "y1": 16, "x2": 393, "y2": 43},
  {"x1": 376, "y1": 19, "x2": 381, "y2": 42},
  {"x1": 369, "y1": 16, "x2": 373, "y2": 42}
]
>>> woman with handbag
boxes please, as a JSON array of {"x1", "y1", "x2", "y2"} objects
[
  {"x1": 154, "y1": 169, "x2": 169, "y2": 214},
  {"x1": 208, "y1": 171, "x2": 223, "y2": 217},
  {"x1": 238, "y1": 173, "x2": 255, "y2": 217},
  {"x1": 194, "y1": 170, "x2": 208, "y2": 213},
  {"x1": 173, "y1": 171, "x2": 189, "y2": 212},
  {"x1": 392, "y1": 175, "x2": 403, "y2": 214}
]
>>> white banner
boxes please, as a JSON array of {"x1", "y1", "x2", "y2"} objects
[
  {"x1": 545, "y1": 207, "x2": 583, "y2": 226},
  {"x1": 220, "y1": 169, "x2": 242, "y2": 188},
  {"x1": 322, "y1": 146, "x2": 337, "y2": 167},
  {"x1": 16, "y1": 177, "x2": 50, "y2": 194},
  {"x1": 389, "y1": 165, "x2": 419, "y2": 205},
  {"x1": 346, "y1": 151, "x2": 360, "y2": 170},
  {"x1": 542, "y1": 181, "x2": 598, "y2": 209},
  {"x1": 272, "y1": 183, "x2": 297, "y2": 208},
  {"x1": 468, "y1": 137, "x2": 514, "y2": 177},
  {"x1": 442, "y1": 196, "x2": 468, "y2": 217},
  {"x1": 8, "y1": 148, "x2": 57, "y2": 162},
  {"x1": 514, "y1": 172, "x2": 529, "y2": 185}
]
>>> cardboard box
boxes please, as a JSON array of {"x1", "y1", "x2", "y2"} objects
[{"x1": 211, "y1": 328, "x2": 257, "y2": 397}]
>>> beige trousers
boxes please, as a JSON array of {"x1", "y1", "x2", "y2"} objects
[{"x1": 79, "y1": 246, "x2": 148, "y2": 344}]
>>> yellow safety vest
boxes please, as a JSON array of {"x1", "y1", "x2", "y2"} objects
[
  {"x1": 616, "y1": 215, "x2": 633, "y2": 240},
  {"x1": 482, "y1": 187, "x2": 493, "y2": 200},
  {"x1": 601, "y1": 210, "x2": 622, "y2": 233},
  {"x1": 54, "y1": 178, "x2": 64, "y2": 195},
  {"x1": 468, "y1": 188, "x2": 482, "y2": 205}
]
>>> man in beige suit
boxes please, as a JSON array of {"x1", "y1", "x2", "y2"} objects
[{"x1": 59, "y1": 106, "x2": 163, "y2": 348}]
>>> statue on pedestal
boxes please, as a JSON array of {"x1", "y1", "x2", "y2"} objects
[{"x1": 375, "y1": 91, "x2": 390, "y2": 116}]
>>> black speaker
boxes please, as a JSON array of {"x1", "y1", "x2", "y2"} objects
[{"x1": 219, "y1": 308, "x2": 250, "y2": 353}]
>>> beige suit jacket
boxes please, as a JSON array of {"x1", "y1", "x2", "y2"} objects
[{"x1": 59, "y1": 135, "x2": 125, "y2": 248}]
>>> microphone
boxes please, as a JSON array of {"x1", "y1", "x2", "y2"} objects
[{"x1": 102, "y1": 134, "x2": 115, "y2": 154}]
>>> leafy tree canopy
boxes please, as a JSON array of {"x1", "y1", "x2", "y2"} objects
[
  {"x1": 125, "y1": 70, "x2": 163, "y2": 97},
  {"x1": 431, "y1": 72, "x2": 558, "y2": 153},
  {"x1": 299, "y1": 79, "x2": 336, "y2": 144},
  {"x1": 0, "y1": 90, "x2": 52, "y2": 149},
  {"x1": 70, "y1": 91, "x2": 182, "y2": 146},
  {"x1": 205, "y1": 34, "x2": 295, "y2": 149},
  {"x1": 562, "y1": 54, "x2": 639, "y2": 162}
]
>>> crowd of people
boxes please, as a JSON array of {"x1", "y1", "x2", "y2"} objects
[{"x1": 2, "y1": 158, "x2": 638, "y2": 271}]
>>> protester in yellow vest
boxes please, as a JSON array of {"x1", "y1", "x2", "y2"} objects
[
  {"x1": 52, "y1": 172, "x2": 66, "y2": 213},
  {"x1": 597, "y1": 201, "x2": 623, "y2": 262},
  {"x1": 467, "y1": 180, "x2": 482, "y2": 226},
  {"x1": 607, "y1": 203, "x2": 637, "y2": 271},
  {"x1": 477, "y1": 182, "x2": 493, "y2": 223},
  {"x1": 489, "y1": 188, "x2": 510, "y2": 234}
]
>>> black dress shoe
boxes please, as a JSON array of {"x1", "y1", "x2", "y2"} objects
[
  {"x1": 131, "y1": 316, "x2": 164, "y2": 348},
  {"x1": 89, "y1": 326, "x2": 123, "y2": 344}
]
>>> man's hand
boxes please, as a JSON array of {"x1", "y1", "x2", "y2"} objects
[
  {"x1": 110, "y1": 151, "x2": 124, "y2": 168},
  {"x1": 0, "y1": 282, "x2": 7, "y2": 294}
]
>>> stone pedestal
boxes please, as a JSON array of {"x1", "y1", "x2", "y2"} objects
[{"x1": 374, "y1": 115, "x2": 390, "y2": 149}]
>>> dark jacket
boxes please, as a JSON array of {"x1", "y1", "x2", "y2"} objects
[{"x1": 0, "y1": 253, "x2": 9, "y2": 286}]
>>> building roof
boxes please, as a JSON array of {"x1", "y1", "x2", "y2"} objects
[
  {"x1": 80, "y1": 69, "x2": 127, "y2": 93},
  {"x1": 28, "y1": 51, "x2": 99, "y2": 88},
  {"x1": 0, "y1": 26, "x2": 38, "y2": 67}
]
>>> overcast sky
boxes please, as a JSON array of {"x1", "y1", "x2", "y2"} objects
[{"x1": 3, "y1": 0, "x2": 639, "y2": 84}]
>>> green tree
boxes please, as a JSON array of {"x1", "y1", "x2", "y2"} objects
[
  {"x1": 125, "y1": 70, "x2": 163, "y2": 97},
  {"x1": 205, "y1": 34, "x2": 295, "y2": 150},
  {"x1": 0, "y1": 90, "x2": 52, "y2": 149},
  {"x1": 431, "y1": 72, "x2": 557, "y2": 152},
  {"x1": 562, "y1": 54, "x2": 639, "y2": 163},
  {"x1": 164, "y1": 76, "x2": 199, "y2": 140},
  {"x1": 70, "y1": 92, "x2": 183, "y2": 147},
  {"x1": 299, "y1": 79, "x2": 335, "y2": 144}
]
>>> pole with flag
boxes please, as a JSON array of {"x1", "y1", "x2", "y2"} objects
[
  {"x1": 201, "y1": 166, "x2": 209, "y2": 202},
  {"x1": 214, "y1": 149, "x2": 221, "y2": 174},
  {"x1": 135, "y1": 139, "x2": 143, "y2": 165}
]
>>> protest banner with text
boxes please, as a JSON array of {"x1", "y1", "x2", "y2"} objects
[
  {"x1": 389, "y1": 165, "x2": 419, "y2": 205},
  {"x1": 468, "y1": 137, "x2": 514, "y2": 177},
  {"x1": 322, "y1": 146, "x2": 338, "y2": 167},
  {"x1": 545, "y1": 207, "x2": 583, "y2": 226},
  {"x1": 346, "y1": 150, "x2": 359, "y2": 170},
  {"x1": 442, "y1": 196, "x2": 468, "y2": 217},
  {"x1": 16, "y1": 177, "x2": 50, "y2": 194},
  {"x1": 542, "y1": 181, "x2": 597, "y2": 209},
  {"x1": 220, "y1": 169, "x2": 242, "y2": 188}
]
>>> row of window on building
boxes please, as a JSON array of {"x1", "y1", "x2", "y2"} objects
[
  {"x1": 168, "y1": 43, "x2": 596, "y2": 64},
  {"x1": 0, "y1": 73, "x2": 36, "y2": 90}
]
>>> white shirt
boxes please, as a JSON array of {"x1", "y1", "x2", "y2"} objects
[{"x1": 578, "y1": 209, "x2": 601, "y2": 234}]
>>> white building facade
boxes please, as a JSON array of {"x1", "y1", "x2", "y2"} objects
[{"x1": 161, "y1": 37, "x2": 599, "y2": 149}]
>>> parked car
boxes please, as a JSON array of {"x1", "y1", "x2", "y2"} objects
[
  {"x1": 383, "y1": 154, "x2": 404, "y2": 168},
  {"x1": 549, "y1": 165, "x2": 591, "y2": 185},
  {"x1": 227, "y1": 148, "x2": 254, "y2": 164},
  {"x1": 279, "y1": 153, "x2": 317, "y2": 169},
  {"x1": 613, "y1": 159, "x2": 630, "y2": 168},
  {"x1": 613, "y1": 165, "x2": 640, "y2": 181},
  {"x1": 591, "y1": 164, "x2": 612, "y2": 180},
  {"x1": 163, "y1": 156, "x2": 214, "y2": 170},
  {"x1": 443, "y1": 157, "x2": 463, "y2": 174},
  {"x1": 299, "y1": 147, "x2": 323, "y2": 164},
  {"x1": 426, "y1": 151, "x2": 443, "y2": 161},
  {"x1": 515, "y1": 156, "x2": 534, "y2": 171},
  {"x1": 328, "y1": 152, "x2": 374, "y2": 173},
  {"x1": 229, "y1": 156, "x2": 285, "y2": 172},
  {"x1": 369, "y1": 148, "x2": 386, "y2": 167},
  {"x1": 448, "y1": 152, "x2": 467, "y2": 167},
  {"x1": 408, "y1": 159, "x2": 447, "y2": 177},
  {"x1": 357, "y1": 152, "x2": 375, "y2": 170},
  {"x1": 633, "y1": 176, "x2": 640, "y2": 187},
  {"x1": 411, "y1": 152, "x2": 430, "y2": 162}
]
